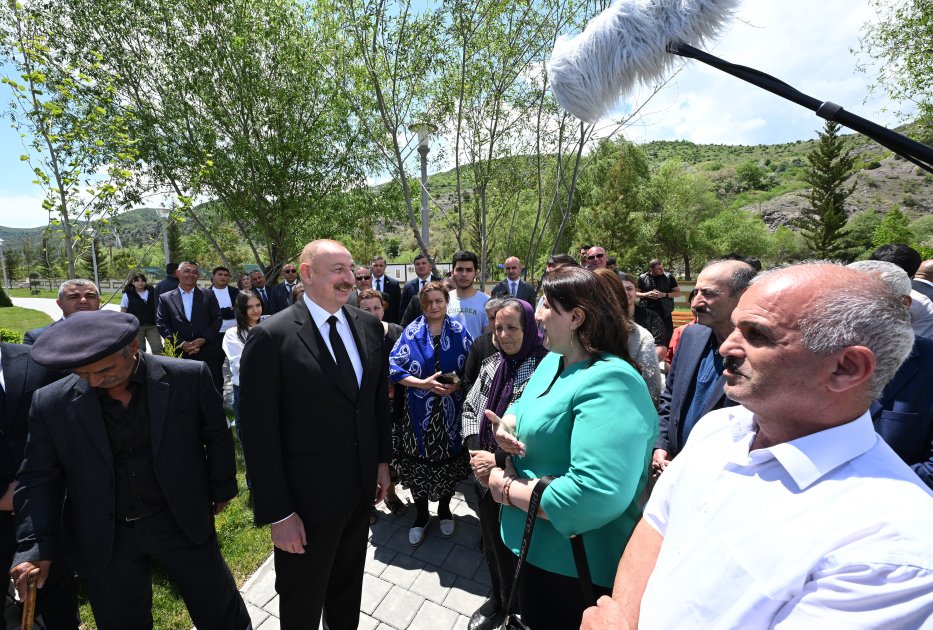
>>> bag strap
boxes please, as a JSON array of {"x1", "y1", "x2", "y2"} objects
[
  {"x1": 571, "y1": 534, "x2": 596, "y2": 607},
  {"x1": 502, "y1": 475, "x2": 554, "y2": 623}
]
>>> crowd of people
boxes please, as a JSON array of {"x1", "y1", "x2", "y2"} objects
[{"x1": 1, "y1": 239, "x2": 932, "y2": 630}]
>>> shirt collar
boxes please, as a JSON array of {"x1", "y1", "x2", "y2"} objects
[
  {"x1": 303, "y1": 293, "x2": 346, "y2": 328},
  {"x1": 729, "y1": 408, "x2": 877, "y2": 491},
  {"x1": 179, "y1": 286, "x2": 196, "y2": 296}
]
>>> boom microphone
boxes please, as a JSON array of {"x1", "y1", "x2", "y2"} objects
[
  {"x1": 547, "y1": 0, "x2": 741, "y2": 123},
  {"x1": 546, "y1": 0, "x2": 933, "y2": 173}
]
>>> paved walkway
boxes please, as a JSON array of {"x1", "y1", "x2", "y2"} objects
[
  {"x1": 4, "y1": 481, "x2": 490, "y2": 629},
  {"x1": 11, "y1": 297, "x2": 121, "y2": 322}
]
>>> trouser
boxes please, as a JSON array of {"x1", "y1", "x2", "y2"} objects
[
  {"x1": 136, "y1": 325, "x2": 163, "y2": 355},
  {"x1": 273, "y1": 489, "x2": 371, "y2": 630},
  {"x1": 182, "y1": 350, "x2": 223, "y2": 393},
  {"x1": 80, "y1": 509, "x2": 250, "y2": 630},
  {"x1": 475, "y1": 484, "x2": 516, "y2": 611},
  {"x1": 517, "y1": 562, "x2": 611, "y2": 630},
  {"x1": 0, "y1": 512, "x2": 80, "y2": 630}
]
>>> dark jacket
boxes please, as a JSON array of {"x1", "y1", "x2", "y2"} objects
[
  {"x1": 490, "y1": 278, "x2": 537, "y2": 305},
  {"x1": 372, "y1": 275, "x2": 402, "y2": 324},
  {"x1": 399, "y1": 275, "x2": 439, "y2": 318},
  {"x1": 13, "y1": 354, "x2": 236, "y2": 577},
  {"x1": 156, "y1": 287, "x2": 222, "y2": 354},
  {"x1": 125, "y1": 290, "x2": 157, "y2": 326}
]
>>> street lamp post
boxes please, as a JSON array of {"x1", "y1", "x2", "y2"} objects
[
  {"x1": 0, "y1": 238, "x2": 9, "y2": 290},
  {"x1": 409, "y1": 122, "x2": 437, "y2": 251}
]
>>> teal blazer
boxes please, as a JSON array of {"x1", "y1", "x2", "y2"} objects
[{"x1": 500, "y1": 351, "x2": 658, "y2": 587}]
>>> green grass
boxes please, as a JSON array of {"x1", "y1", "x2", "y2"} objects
[
  {"x1": 7, "y1": 287, "x2": 59, "y2": 298},
  {"x1": 78, "y1": 433, "x2": 271, "y2": 629},
  {"x1": 0, "y1": 306, "x2": 53, "y2": 341}
]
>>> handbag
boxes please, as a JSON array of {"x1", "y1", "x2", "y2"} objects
[{"x1": 500, "y1": 476, "x2": 596, "y2": 630}]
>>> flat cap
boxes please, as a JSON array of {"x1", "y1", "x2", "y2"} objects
[{"x1": 31, "y1": 310, "x2": 139, "y2": 370}]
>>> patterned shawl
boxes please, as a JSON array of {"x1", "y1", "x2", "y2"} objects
[{"x1": 389, "y1": 315, "x2": 474, "y2": 456}]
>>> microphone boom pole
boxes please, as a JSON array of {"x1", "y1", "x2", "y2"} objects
[{"x1": 666, "y1": 42, "x2": 933, "y2": 174}]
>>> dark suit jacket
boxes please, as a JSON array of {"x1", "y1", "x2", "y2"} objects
[
  {"x1": 252, "y1": 285, "x2": 274, "y2": 315},
  {"x1": 399, "y1": 275, "x2": 439, "y2": 318},
  {"x1": 913, "y1": 279, "x2": 933, "y2": 304},
  {"x1": 269, "y1": 282, "x2": 298, "y2": 314},
  {"x1": 490, "y1": 278, "x2": 536, "y2": 304},
  {"x1": 373, "y1": 275, "x2": 401, "y2": 324},
  {"x1": 23, "y1": 320, "x2": 60, "y2": 346},
  {"x1": 153, "y1": 276, "x2": 179, "y2": 302},
  {"x1": 213, "y1": 285, "x2": 240, "y2": 321},
  {"x1": 656, "y1": 324, "x2": 737, "y2": 457},
  {"x1": 1, "y1": 344, "x2": 62, "y2": 498},
  {"x1": 156, "y1": 287, "x2": 222, "y2": 356},
  {"x1": 871, "y1": 336, "x2": 933, "y2": 489},
  {"x1": 12, "y1": 354, "x2": 236, "y2": 577},
  {"x1": 238, "y1": 301, "x2": 392, "y2": 525}
]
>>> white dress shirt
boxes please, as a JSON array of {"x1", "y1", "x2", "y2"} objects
[
  {"x1": 641, "y1": 406, "x2": 933, "y2": 629},
  {"x1": 212, "y1": 286, "x2": 235, "y2": 332},
  {"x1": 302, "y1": 294, "x2": 362, "y2": 386},
  {"x1": 179, "y1": 287, "x2": 196, "y2": 321},
  {"x1": 222, "y1": 327, "x2": 246, "y2": 386},
  {"x1": 909, "y1": 290, "x2": 933, "y2": 339}
]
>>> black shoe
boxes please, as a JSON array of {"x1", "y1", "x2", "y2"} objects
[{"x1": 469, "y1": 599, "x2": 505, "y2": 630}]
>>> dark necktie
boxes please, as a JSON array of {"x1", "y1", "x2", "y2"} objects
[
  {"x1": 327, "y1": 315, "x2": 358, "y2": 396},
  {"x1": 376, "y1": 277, "x2": 382, "y2": 292},
  {"x1": 259, "y1": 287, "x2": 268, "y2": 307},
  {"x1": 511, "y1": 281, "x2": 517, "y2": 296}
]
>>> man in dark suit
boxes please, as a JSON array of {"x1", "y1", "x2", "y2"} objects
[
  {"x1": 153, "y1": 262, "x2": 179, "y2": 302},
  {"x1": 399, "y1": 253, "x2": 439, "y2": 317},
  {"x1": 1, "y1": 343, "x2": 78, "y2": 629},
  {"x1": 249, "y1": 270, "x2": 273, "y2": 314},
  {"x1": 653, "y1": 259, "x2": 756, "y2": 473},
  {"x1": 914, "y1": 260, "x2": 933, "y2": 305},
  {"x1": 370, "y1": 255, "x2": 401, "y2": 324},
  {"x1": 10, "y1": 311, "x2": 249, "y2": 630},
  {"x1": 239, "y1": 239, "x2": 392, "y2": 630},
  {"x1": 156, "y1": 261, "x2": 223, "y2": 390},
  {"x1": 270, "y1": 263, "x2": 300, "y2": 314},
  {"x1": 23, "y1": 278, "x2": 100, "y2": 345},
  {"x1": 490, "y1": 256, "x2": 536, "y2": 304}
]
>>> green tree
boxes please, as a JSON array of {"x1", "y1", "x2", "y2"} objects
[
  {"x1": 700, "y1": 208, "x2": 773, "y2": 262},
  {"x1": 872, "y1": 205, "x2": 915, "y2": 247},
  {"x1": 839, "y1": 209, "x2": 883, "y2": 260},
  {"x1": 796, "y1": 121, "x2": 855, "y2": 259}
]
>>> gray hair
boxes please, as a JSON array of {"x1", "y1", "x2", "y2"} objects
[
  {"x1": 58, "y1": 278, "x2": 99, "y2": 299},
  {"x1": 847, "y1": 260, "x2": 912, "y2": 298},
  {"x1": 703, "y1": 259, "x2": 757, "y2": 296},
  {"x1": 485, "y1": 297, "x2": 508, "y2": 319},
  {"x1": 752, "y1": 264, "x2": 914, "y2": 400}
]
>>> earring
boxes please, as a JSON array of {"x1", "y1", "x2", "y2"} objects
[{"x1": 569, "y1": 327, "x2": 575, "y2": 353}]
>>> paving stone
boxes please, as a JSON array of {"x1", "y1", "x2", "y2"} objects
[
  {"x1": 360, "y1": 574, "x2": 393, "y2": 615},
  {"x1": 408, "y1": 600, "x2": 459, "y2": 630},
  {"x1": 246, "y1": 602, "x2": 270, "y2": 628},
  {"x1": 453, "y1": 615, "x2": 471, "y2": 630},
  {"x1": 452, "y1": 499, "x2": 478, "y2": 518},
  {"x1": 447, "y1": 520, "x2": 482, "y2": 549},
  {"x1": 408, "y1": 566, "x2": 457, "y2": 603},
  {"x1": 358, "y1": 613, "x2": 379, "y2": 630},
  {"x1": 383, "y1": 524, "x2": 418, "y2": 556},
  {"x1": 256, "y1": 614, "x2": 280, "y2": 630},
  {"x1": 411, "y1": 533, "x2": 454, "y2": 566},
  {"x1": 472, "y1": 561, "x2": 493, "y2": 588},
  {"x1": 444, "y1": 543, "x2": 484, "y2": 579},
  {"x1": 371, "y1": 585, "x2": 424, "y2": 629},
  {"x1": 442, "y1": 576, "x2": 490, "y2": 617},
  {"x1": 369, "y1": 518, "x2": 401, "y2": 546},
  {"x1": 379, "y1": 552, "x2": 423, "y2": 589},
  {"x1": 263, "y1": 594, "x2": 279, "y2": 616},
  {"x1": 242, "y1": 557, "x2": 278, "y2": 608},
  {"x1": 365, "y1": 543, "x2": 398, "y2": 577}
]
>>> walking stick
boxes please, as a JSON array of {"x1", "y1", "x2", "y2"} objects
[{"x1": 20, "y1": 567, "x2": 40, "y2": 630}]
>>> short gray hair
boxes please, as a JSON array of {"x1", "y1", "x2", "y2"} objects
[
  {"x1": 485, "y1": 297, "x2": 508, "y2": 319},
  {"x1": 847, "y1": 260, "x2": 912, "y2": 298},
  {"x1": 753, "y1": 264, "x2": 913, "y2": 400},
  {"x1": 58, "y1": 278, "x2": 99, "y2": 299}
]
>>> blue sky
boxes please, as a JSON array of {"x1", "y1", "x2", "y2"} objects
[{"x1": 0, "y1": 0, "x2": 911, "y2": 229}]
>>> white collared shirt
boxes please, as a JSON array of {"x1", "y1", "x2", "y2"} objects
[
  {"x1": 212, "y1": 286, "x2": 235, "y2": 332},
  {"x1": 179, "y1": 287, "x2": 196, "y2": 321},
  {"x1": 302, "y1": 293, "x2": 362, "y2": 386},
  {"x1": 641, "y1": 406, "x2": 933, "y2": 629},
  {"x1": 909, "y1": 290, "x2": 933, "y2": 339}
]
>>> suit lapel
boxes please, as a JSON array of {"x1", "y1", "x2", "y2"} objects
[
  {"x1": 170, "y1": 289, "x2": 187, "y2": 322},
  {"x1": 146, "y1": 356, "x2": 170, "y2": 457},
  {"x1": 293, "y1": 303, "x2": 351, "y2": 399},
  {"x1": 344, "y1": 307, "x2": 369, "y2": 397},
  {"x1": 72, "y1": 380, "x2": 113, "y2": 466}
]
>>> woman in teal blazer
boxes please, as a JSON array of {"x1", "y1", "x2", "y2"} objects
[{"x1": 486, "y1": 265, "x2": 658, "y2": 630}]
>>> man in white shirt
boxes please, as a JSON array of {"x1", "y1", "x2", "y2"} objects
[
  {"x1": 582, "y1": 263, "x2": 933, "y2": 629},
  {"x1": 210, "y1": 266, "x2": 239, "y2": 334},
  {"x1": 447, "y1": 250, "x2": 489, "y2": 340},
  {"x1": 490, "y1": 256, "x2": 536, "y2": 304}
]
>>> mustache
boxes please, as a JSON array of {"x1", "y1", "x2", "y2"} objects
[
  {"x1": 694, "y1": 306, "x2": 710, "y2": 315},
  {"x1": 722, "y1": 356, "x2": 743, "y2": 373},
  {"x1": 336, "y1": 282, "x2": 355, "y2": 291}
]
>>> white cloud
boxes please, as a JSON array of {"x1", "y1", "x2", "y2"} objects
[{"x1": 0, "y1": 190, "x2": 49, "y2": 229}]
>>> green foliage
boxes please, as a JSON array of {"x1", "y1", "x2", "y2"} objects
[
  {"x1": 840, "y1": 209, "x2": 884, "y2": 260},
  {"x1": 796, "y1": 121, "x2": 856, "y2": 259},
  {"x1": 873, "y1": 206, "x2": 915, "y2": 247},
  {"x1": 700, "y1": 208, "x2": 774, "y2": 261},
  {"x1": 0, "y1": 328, "x2": 22, "y2": 342}
]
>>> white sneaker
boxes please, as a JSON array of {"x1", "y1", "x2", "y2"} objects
[
  {"x1": 439, "y1": 518, "x2": 455, "y2": 538},
  {"x1": 409, "y1": 524, "x2": 428, "y2": 546}
]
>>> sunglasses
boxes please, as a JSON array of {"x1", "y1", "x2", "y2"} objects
[
  {"x1": 356, "y1": 275, "x2": 372, "y2": 281},
  {"x1": 283, "y1": 269, "x2": 297, "y2": 274},
  {"x1": 587, "y1": 253, "x2": 605, "y2": 260}
]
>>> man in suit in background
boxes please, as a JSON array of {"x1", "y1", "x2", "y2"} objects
[
  {"x1": 348, "y1": 265, "x2": 372, "y2": 308},
  {"x1": 870, "y1": 244, "x2": 933, "y2": 339},
  {"x1": 370, "y1": 255, "x2": 401, "y2": 324},
  {"x1": 250, "y1": 270, "x2": 273, "y2": 315},
  {"x1": 653, "y1": 259, "x2": 756, "y2": 474},
  {"x1": 491, "y1": 256, "x2": 536, "y2": 304},
  {"x1": 239, "y1": 239, "x2": 392, "y2": 630},
  {"x1": 1, "y1": 343, "x2": 78, "y2": 629},
  {"x1": 156, "y1": 261, "x2": 223, "y2": 390},
  {"x1": 399, "y1": 253, "x2": 439, "y2": 316},
  {"x1": 23, "y1": 278, "x2": 100, "y2": 345},
  {"x1": 270, "y1": 263, "x2": 300, "y2": 314},
  {"x1": 153, "y1": 262, "x2": 180, "y2": 302},
  {"x1": 10, "y1": 312, "x2": 249, "y2": 630},
  {"x1": 913, "y1": 259, "x2": 933, "y2": 315}
]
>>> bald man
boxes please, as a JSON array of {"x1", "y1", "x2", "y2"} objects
[
  {"x1": 583, "y1": 263, "x2": 933, "y2": 629},
  {"x1": 490, "y1": 256, "x2": 536, "y2": 304}
]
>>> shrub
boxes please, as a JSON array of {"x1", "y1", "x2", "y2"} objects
[
  {"x1": 0, "y1": 286, "x2": 12, "y2": 308},
  {"x1": 0, "y1": 328, "x2": 23, "y2": 343}
]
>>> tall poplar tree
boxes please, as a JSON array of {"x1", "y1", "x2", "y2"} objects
[{"x1": 796, "y1": 121, "x2": 855, "y2": 259}]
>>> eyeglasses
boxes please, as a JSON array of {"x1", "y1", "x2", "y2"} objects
[
  {"x1": 356, "y1": 275, "x2": 371, "y2": 281},
  {"x1": 283, "y1": 269, "x2": 297, "y2": 274},
  {"x1": 586, "y1": 253, "x2": 605, "y2": 260}
]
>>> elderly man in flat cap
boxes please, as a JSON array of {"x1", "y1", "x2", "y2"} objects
[{"x1": 9, "y1": 311, "x2": 250, "y2": 630}]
